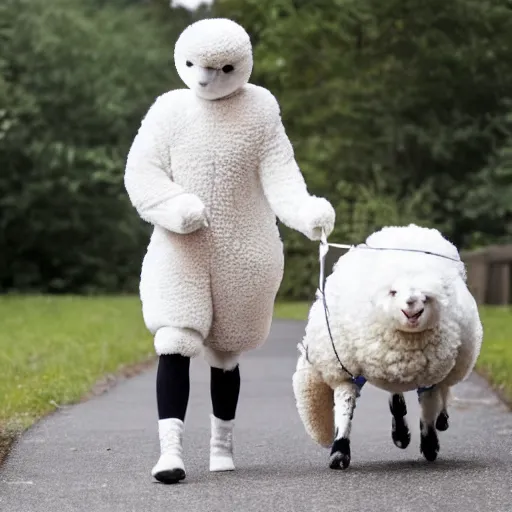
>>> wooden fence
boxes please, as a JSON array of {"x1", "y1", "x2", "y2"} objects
[{"x1": 461, "y1": 245, "x2": 512, "y2": 305}]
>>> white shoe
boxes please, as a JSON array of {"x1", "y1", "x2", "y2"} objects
[
  {"x1": 209, "y1": 414, "x2": 235, "y2": 472},
  {"x1": 151, "y1": 418, "x2": 186, "y2": 483}
]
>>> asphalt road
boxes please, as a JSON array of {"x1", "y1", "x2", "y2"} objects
[{"x1": 1, "y1": 320, "x2": 511, "y2": 512}]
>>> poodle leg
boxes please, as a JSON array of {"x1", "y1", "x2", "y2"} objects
[
  {"x1": 329, "y1": 381, "x2": 359, "y2": 470},
  {"x1": 418, "y1": 387, "x2": 443, "y2": 462},
  {"x1": 435, "y1": 385, "x2": 450, "y2": 432},
  {"x1": 389, "y1": 393, "x2": 411, "y2": 449}
]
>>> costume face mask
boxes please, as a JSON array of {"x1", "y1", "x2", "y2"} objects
[{"x1": 174, "y1": 18, "x2": 253, "y2": 100}]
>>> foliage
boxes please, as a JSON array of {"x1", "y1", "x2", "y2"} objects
[
  {"x1": 213, "y1": 0, "x2": 512, "y2": 298},
  {"x1": 0, "y1": 0, "x2": 191, "y2": 293},
  {"x1": 462, "y1": 110, "x2": 512, "y2": 247}
]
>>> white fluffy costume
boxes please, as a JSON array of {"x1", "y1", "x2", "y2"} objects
[
  {"x1": 125, "y1": 18, "x2": 335, "y2": 369},
  {"x1": 124, "y1": 18, "x2": 335, "y2": 482},
  {"x1": 292, "y1": 224, "x2": 483, "y2": 469}
]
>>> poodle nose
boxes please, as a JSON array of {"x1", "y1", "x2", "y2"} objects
[{"x1": 405, "y1": 296, "x2": 417, "y2": 306}]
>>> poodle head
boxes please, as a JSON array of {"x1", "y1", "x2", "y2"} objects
[
  {"x1": 373, "y1": 273, "x2": 449, "y2": 333},
  {"x1": 174, "y1": 18, "x2": 253, "y2": 100}
]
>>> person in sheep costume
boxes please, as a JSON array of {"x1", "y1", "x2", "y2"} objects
[
  {"x1": 292, "y1": 224, "x2": 483, "y2": 470},
  {"x1": 124, "y1": 18, "x2": 335, "y2": 483}
]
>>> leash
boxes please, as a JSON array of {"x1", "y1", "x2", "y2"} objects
[
  {"x1": 317, "y1": 230, "x2": 458, "y2": 389},
  {"x1": 322, "y1": 238, "x2": 461, "y2": 263},
  {"x1": 318, "y1": 231, "x2": 357, "y2": 380}
]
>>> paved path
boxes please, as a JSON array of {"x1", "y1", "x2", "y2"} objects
[{"x1": 1, "y1": 320, "x2": 511, "y2": 512}]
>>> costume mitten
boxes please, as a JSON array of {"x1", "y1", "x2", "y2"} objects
[
  {"x1": 301, "y1": 196, "x2": 336, "y2": 241},
  {"x1": 151, "y1": 418, "x2": 186, "y2": 483},
  {"x1": 167, "y1": 192, "x2": 209, "y2": 234},
  {"x1": 209, "y1": 414, "x2": 235, "y2": 472}
]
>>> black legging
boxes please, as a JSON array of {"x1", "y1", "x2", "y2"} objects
[{"x1": 157, "y1": 354, "x2": 240, "y2": 421}]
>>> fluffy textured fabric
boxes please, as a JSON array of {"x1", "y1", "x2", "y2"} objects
[
  {"x1": 124, "y1": 18, "x2": 335, "y2": 368},
  {"x1": 293, "y1": 224, "x2": 483, "y2": 446}
]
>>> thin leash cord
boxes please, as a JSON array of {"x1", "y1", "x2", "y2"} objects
[
  {"x1": 317, "y1": 230, "x2": 462, "y2": 379},
  {"x1": 318, "y1": 231, "x2": 355, "y2": 379},
  {"x1": 326, "y1": 242, "x2": 461, "y2": 263}
]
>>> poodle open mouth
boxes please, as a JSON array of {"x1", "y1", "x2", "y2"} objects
[{"x1": 402, "y1": 309, "x2": 424, "y2": 320}]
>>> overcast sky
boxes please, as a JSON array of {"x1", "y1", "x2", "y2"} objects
[{"x1": 171, "y1": 0, "x2": 213, "y2": 9}]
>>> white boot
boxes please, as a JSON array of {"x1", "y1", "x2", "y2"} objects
[
  {"x1": 151, "y1": 418, "x2": 186, "y2": 483},
  {"x1": 209, "y1": 414, "x2": 235, "y2": 472}
]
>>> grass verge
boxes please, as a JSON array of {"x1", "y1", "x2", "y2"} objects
[
  {"x1": 0, "y1": 295, "x2": 154, "y2": 464},
  {"x1": 472, "y1": 306, "x2": 512, "y2": 407}
]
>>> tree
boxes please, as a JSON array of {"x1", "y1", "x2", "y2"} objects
[
  {"x1": 0, "y1": 0, "x2": 187, "y2": 292},
  {"x1": 212, "y1": 0, "x2": 512, "y2": 297}
]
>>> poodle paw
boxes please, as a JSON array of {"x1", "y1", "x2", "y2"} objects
[
  {"x1": 436, "y1": 410, "x2": 449, "y2": 431},
  {"x1": 420, "y1": 421, "x2": 440, "y2": 462},
  {"x1": 329, "y1": 438, "x2": 351, "y2": 470}
]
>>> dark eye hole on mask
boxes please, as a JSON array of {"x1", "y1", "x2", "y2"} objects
[{"x1": 222, "y1": 64, "x2": 234, "y2": 73}]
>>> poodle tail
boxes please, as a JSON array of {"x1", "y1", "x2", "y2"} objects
[{"x1": 292, "y1": 347, "x2": 334, "y2": 448}]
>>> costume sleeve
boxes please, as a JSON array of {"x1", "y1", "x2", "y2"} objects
[
  {"x1": 124, "y1": 95, "x2": 189, "y2": 232},
  {"x1": 258, "y1": 94, "x2": 334, "y2": 240}
]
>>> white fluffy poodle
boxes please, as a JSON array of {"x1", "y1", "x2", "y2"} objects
[{"x1": 292, "y1": 224, "x2": 483, "y2": 469}]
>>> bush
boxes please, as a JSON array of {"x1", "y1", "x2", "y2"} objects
[{"x1": 210, "y1": 0, "x2": 512, "y2": 297}]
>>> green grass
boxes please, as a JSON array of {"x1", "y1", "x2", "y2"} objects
[
  {"x1": 0, "y1": 295, "x2": 154, "y2": 459},
  {"x1": 0, "y1": 297, "x2": 510, "y2": 463},
  {"x1": 473, "y1": 306, "x2": 512, "y2": 404},
  {"x1": 273, "y1": 301, "x2": 311, "y2": 321}
]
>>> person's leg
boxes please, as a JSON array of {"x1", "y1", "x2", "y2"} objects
[
  {"x1": 208, "y1": 358, "x2": 241, "y2": 472},
  {"x1": 211, "y1": 364, "x2": 240, "y2": 420},
  {"x1": 140, "y1": 228, "x2": 212, "y2": 483},
  {"x1": 152, "y1": 354, "x2": 191, "y2": 484},
  {"x1": 157, "y1": 354, "x2": 190, "y2": 421}
]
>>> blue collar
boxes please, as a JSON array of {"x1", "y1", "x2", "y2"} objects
[{"x1": 352, "y1": 376, "x2": 436, "y2": 395}]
